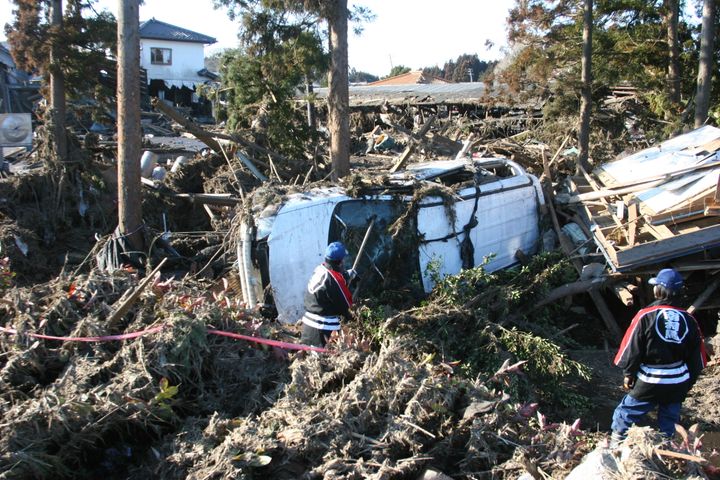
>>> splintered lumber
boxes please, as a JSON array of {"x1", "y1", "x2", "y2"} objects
[
  {"x1": 172, "y1": 193, "x2": 240, "y2": 206},
  {"x1": 151, "y1": 97, "x2": 223, "y2": 154},
  {"x1": 654, "y1": 448, "x2": 707, "y2": 464},
  {"x1": 611, "y1": 282, "x2": 635, "y2": 307},
  {"x1": 107, "y1": 258, "x2": 167, "y2": 323},
  {"x1": 389, "y1": 144, "x2": 415, "y2": 173},
  {"x1": 627, "y1": 201, "x2": 638, "y2": 246},
  {"x1": 416, "y1": 114, "x2": 437, "y2": 137},
  {"x1": 545, "y1": 183, "x2": 623, "y2": 341},
  {"x1": 236, "y1": 151, "x2": 268, "y2": 182},
  {"x1": 687, "y1": 274, "x2": 720, "y2": 314},
  {"x1": 704, "y1": 174, "x2": 720, "y2": 216},
  {"x1": 140, "y1": 178, "x2": 240, "y2": 205}
]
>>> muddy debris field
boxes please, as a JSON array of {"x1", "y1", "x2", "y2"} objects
[{"x1": 0, "y1": 109, "x2": 719, "y2": 480}]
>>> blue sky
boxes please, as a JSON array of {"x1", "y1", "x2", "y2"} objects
[{"x1": 0, "y1": 0, "x2": 514, "y2": 77}]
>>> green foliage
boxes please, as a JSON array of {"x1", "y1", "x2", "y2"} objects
[
  {"x1": 388, "y1": 251, "x2": 590, "y2": 414},
  {"x1": 6, "y1": 0, "x2": 116, "y2": 100},
  {"x1": 500, "y1": 0, "x2": 708, "y2": 132},
  {"x1": 217, "y1": 26, "x2": 326, "y2": 157},
  {"x1": 387, "y1": 65, "x2": 412, "y2": 78},
  {"x1": 500, "y1": 326, "x2": 591, "y2": 411},
  {"x1": 423, "y1": 53, "x2": 496, "y2": 82},
  {"x1": 209, "y1": 1, "x2": 336, "y2": 158},
  {"x1": 349, "y1": 67, "x2": 379, "y2": 83},
  {"x1": 152, "y1": 377, "x2": 179, "y2": 412}
]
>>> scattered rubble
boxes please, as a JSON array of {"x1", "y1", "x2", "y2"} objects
[{"x1": 1, "y1": 92, "x2": 719, "y2": 479}]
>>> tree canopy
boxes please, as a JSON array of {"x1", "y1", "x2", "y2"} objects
[
  {"x1": 497, "y1": 0, "x2": 716, "y2": 134},
  {"x1": 5, "y1": 0, "x2": 116, "y2": 99},
  {"x1": 423, "y1": 54, "x2": 496, "y2": 82}
]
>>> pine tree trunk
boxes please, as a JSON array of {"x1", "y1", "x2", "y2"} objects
[
  {"x1": 578, "y1": 0, "x2": 593, "y2": 173},
  {"x1": 49, "y1": 0, "x2": 67, "y2": 162},
  {"x1": 665, "y1": 0, "x2": 681, "y2": 110},
  {"x1": 695, "y1": 0, "x2": 716, "y2": 128},
  {"x1": 117, "y1": 0, "x2": 143, "y2": 250},
  {"x1": 327, "y1": 0, "x2": 350, "y2": 180}
]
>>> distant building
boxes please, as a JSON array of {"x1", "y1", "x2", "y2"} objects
[
  {"x1": 368, "y1": 70, "x2": 450, "y2": 86},
  {"x1": 139, "y1": 18, "x2": 217, "y2": 116},
  {"x1": 0, "y1": 41, "x2": 36, "y2": 114}
]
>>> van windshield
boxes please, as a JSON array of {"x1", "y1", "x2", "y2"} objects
[{"x1": 328, "y1": 199, "x2": 424, "y2": 302}]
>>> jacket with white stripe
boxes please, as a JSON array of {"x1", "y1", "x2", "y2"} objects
[
  {"x1": 302, "y1": 262, "x2": 353, "y2": 331},
  {"x1": 614, "y1": 300, "x2": 707, "y2": 403}
]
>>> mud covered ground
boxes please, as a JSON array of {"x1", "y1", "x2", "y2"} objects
[{"x1": 1, "y1": 129, "x2": 719, "y2": 479}]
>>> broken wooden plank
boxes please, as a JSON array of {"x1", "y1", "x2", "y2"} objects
[
  {"x1": 654, "y1": 448, "x2": 707, "y2": 464},
  {"x1": 544, "y1": 183, "x2": 623, "y2": 341},
  {"x1": 172, "y1": 193, "x2": 241, "y2": 206},
  {"x1": 627, "y1": 201, "x2": 638, "y2": 246},
  {"x1": 613, "y1": 224, "x2": 720, "y2": 271},
  {"x1": 611, "y1": 282, "x2": 634, "y2": 307},
  {"x1": 687, "y1": 274, "x2": 720, "y2": 315},
  {"x1": 416, "y1": 114, "x2": 437, "y2": 137},
  {"x1": 641, "y1": 222, "x2": 674, "y2": 242},
  {"x1": 704, "y1": 173, "x2": 720, "y2": 216},
  {"x1": 107, "y1": 258, "x2": 167, "y2": 324},
  {"x1": 234, "y1": 151, "x2": 268, "y2": 182},
  {"x1": 389, "y1": 144, "x2": 415, "y2": 173}
]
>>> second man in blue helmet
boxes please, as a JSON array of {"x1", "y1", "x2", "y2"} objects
[{"x1": 300, "y1": 241, "x2": 354, "y2": 348}]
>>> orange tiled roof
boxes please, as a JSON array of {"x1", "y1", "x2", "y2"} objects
[{"x1": 368, "y1": 70, "x2": 450, "y2": 86}]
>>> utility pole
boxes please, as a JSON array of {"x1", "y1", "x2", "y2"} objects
[
  {"x1": 117, "y1": 0, "x2": 143, "y2": 251},
  {"x1": 467, "y1": 68, "x2": 474, "y2": 82},
  {"x1": 49, "y1": 0, "x2": 67, "y2": 162}
]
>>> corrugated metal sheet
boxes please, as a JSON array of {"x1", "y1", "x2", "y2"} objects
[{"x1": 315, "y1": 82, "x2": 508, "y2": 107}]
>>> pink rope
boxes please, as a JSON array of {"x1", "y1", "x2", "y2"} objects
[
  {"x1": 0, "y1": 325, "x2": 328, "y2": 353},
  {"x1": 0, "y1": 325, "x2": 165, "y2": 342},
  {"x1": 208, "y1": 329, "x2": 328, "y2": 353}
]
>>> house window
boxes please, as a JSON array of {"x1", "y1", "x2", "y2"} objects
[{"x1": 150, "y1": 47, "x2": 172, "y2": 65}]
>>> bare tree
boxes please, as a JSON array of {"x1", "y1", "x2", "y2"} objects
[
  {"x1": 49, "y1": 0, "x2": 67, "y2": 161},
  {"x1": 695, "y1": 0, "x2": 716, "y2": 127},
  {"x1": 327, "y1": 0, "x2": 350, "y2": 180},
  {"x1": 578, "y1": 0, "x2": 593, "y2": 173},
  {"x1": 117, "y1": 0, "x2": 143, "y2": 250}
]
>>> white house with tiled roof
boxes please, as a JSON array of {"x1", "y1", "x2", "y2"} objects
[{"x1": 139, "y1": 18, "x2": 217, "y2": 113}]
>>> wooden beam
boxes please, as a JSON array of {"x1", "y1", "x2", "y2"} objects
[
  {"x1": 615, "y1": 224, "x2": 720, "y2": 270},
  {"x1": 641, "y1": 222, "x2": 674, "y2": 241},
  {"x1": 389, "y1": 144, "x2": 415, "y2": 173},
  {"x1": 687, "y1": 274, "x2": 720, "y2": 314},
  {"x1": 544, "y1": 183, "x2": 623, "y2": 341},
  {"x1": 627, "y1": 201, "x2": 638, "y2": 246},
  {"x1": 107, "y1": 258, "x2": 167, "y2": 324}
]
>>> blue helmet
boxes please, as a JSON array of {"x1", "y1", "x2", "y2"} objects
[
  {"x1": 648, "y1": 268, "x2": 683, "y2": 292},
  {"x1": 325, "y1": 241, "x2": 348, "y2": 262}
]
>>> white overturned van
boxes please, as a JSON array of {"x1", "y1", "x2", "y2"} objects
[{"x1": 237, "y1": 157, "x2": 545, "y2": 323}]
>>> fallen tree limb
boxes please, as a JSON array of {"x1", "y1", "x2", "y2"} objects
[
  {"x1": 654, "y1": 448, "x2": 706, "y2": 464},
  {"x1": 151, "y1": 97, "x2": 223, "y2": 154},
  {"x1": 534, "y1": 279, "x2": 605, "y2": 308}
]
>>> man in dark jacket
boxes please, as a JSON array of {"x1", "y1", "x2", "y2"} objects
[
  {"x1": 300, "y1": 241, "x2": 354, "y2": 348},
  {"x1": 611, "y1": 268, "x2": 707, "y2": 445}
]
